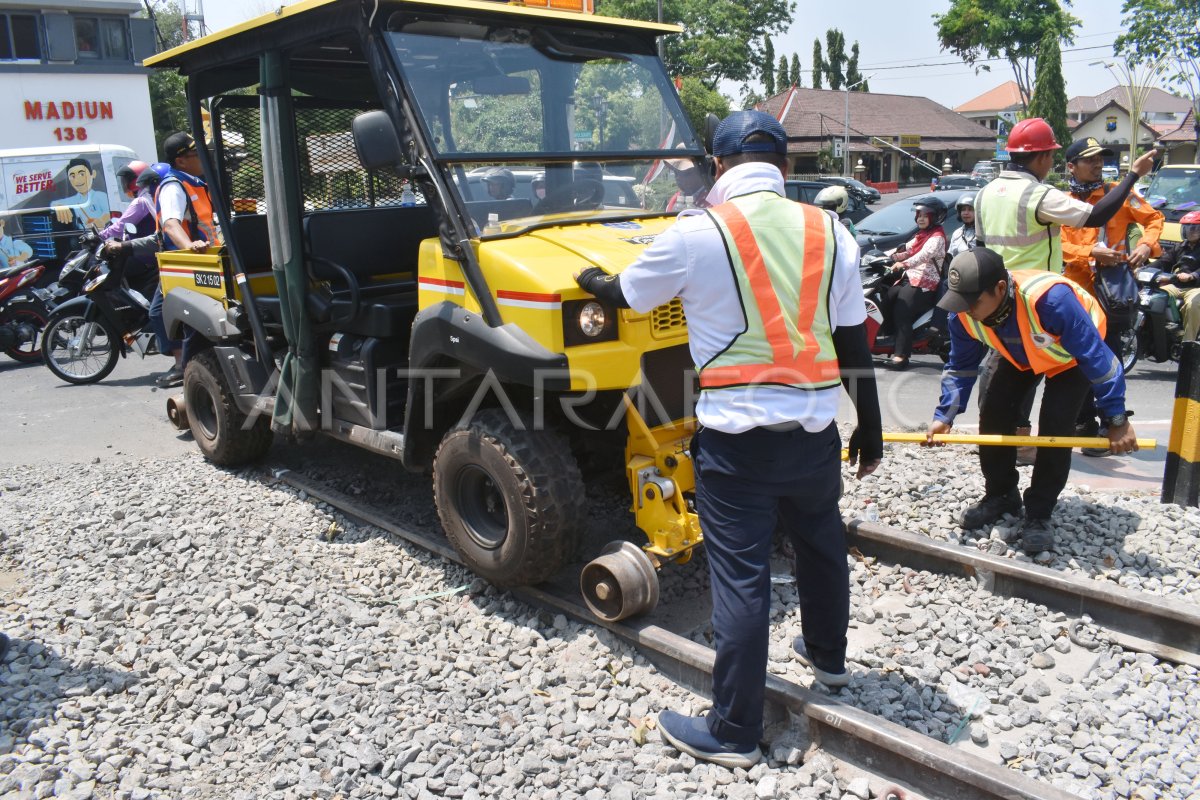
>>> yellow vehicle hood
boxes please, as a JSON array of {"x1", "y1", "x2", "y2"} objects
[{"x1": 526, "y1": 217, "x2": 676, "y2": 272}]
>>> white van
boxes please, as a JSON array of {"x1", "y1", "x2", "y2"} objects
[{"x1": 0, "y1": 144, "x2": 141, "y2": 269}]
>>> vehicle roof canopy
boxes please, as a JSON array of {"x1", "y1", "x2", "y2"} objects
[{"x1": 145, "y1": 0, "x2": 681, "y2": 74}]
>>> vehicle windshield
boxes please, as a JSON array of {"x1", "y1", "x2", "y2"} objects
[
  {"x1": 388, "y1": 21, "x2": 702, "y2": 234},
  {"x1": 856, "y1": 198, "x2": 923, "y2": 236},
  {"x1": 1146, "y1": 167, "x2": 1200, "y2": 210}
]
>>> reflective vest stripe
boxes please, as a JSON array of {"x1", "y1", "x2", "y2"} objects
[
  {"x1": 977, "y1": 175, "x2": 1062, "y2": 273},
  {"x1": 958, "y1": 270, "x2": 1105, "y2": 376},
  {"x1": 699, "y1": 195, "x2": 841, "y2": 390}
]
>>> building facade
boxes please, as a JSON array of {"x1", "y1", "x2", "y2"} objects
[{"x1": 2, "y1": 0, "x2": 157, "y2": 161}]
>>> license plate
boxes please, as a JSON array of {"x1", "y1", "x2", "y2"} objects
[{"x1": 194, "y1": 272, "x2": 222, "y2": 289}]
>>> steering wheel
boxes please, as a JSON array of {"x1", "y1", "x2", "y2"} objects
[{"x1": 534, "y1": 179, "x2": 605, "y2": 214}]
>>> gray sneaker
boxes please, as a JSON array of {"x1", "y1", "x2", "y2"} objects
[
  {"x1": 155, "y1": 366, "x2": 184, "y2": 389},
  {"x1": 792, "y1": 638, "x2": 850, "y2": 688}
]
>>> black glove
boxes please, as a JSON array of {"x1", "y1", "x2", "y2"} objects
[
  {"x1": 575, "y1": 266, "x2": 613, "y2": 294},
  {"x1": 848, "y1": 425, "x2": 883, "y2": 465}
]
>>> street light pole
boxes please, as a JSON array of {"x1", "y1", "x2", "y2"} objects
[{"x1": 843, "y1": 75, "x2": 873, "y2": 177}]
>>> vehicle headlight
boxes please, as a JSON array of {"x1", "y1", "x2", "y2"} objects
[
  {"x1": 578, "y1": 302, "x2": 607, "y2": 337},
  {"x1": 562, "y1": 299, "x2": 618, "y2": 346},
  {"x1": 83, "y1": 272, "x2": 109, "y2": 293}
]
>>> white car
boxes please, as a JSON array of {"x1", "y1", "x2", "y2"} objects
[{"x1": 1102, "y1": 165, "x2": 1120, "y2": 182}]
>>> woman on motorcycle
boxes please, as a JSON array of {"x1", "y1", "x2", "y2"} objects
[
  {"x1": 1153, "y1": 209, "x2": 1200, "y2": 342},
  {"x1": 881, "y1": 196, "x2": 948, "y2": 368},
  {"x1": 99, "y1": 163, "x2": 164, "y2": 281},
  {"x1": 947, "y1": 193, "x2": 977, "y2": 258}
]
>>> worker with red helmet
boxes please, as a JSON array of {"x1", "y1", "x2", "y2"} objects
[
  {"x1": 975, "y1": 117, "x2": 1159, "y2": 274},
  {"x1": 1152, "y1": 210, "x2": 1200, "y2": 342}
]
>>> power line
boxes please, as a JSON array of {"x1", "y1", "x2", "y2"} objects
[{"x1": 857, "y1": 43, "x2": 1113, "y2": 73}]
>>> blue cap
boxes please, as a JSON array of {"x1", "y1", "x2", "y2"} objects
[{"x1": 712, "y1": 111, "x2": 788, "y2": 157}]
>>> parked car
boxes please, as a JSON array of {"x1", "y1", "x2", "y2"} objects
[
  {"x1": 1102, "y1": 165, "x2": 1120, "y2": 182},
  {"x1": 819, "y1": 175, "x2": 881, "y2": 204},
  {"x1": 785, "y1": 180, "x2": 870, "y2": 223},
  {"x1": 970, "y1": 160, "x2": 999, "y2": 181},
  {"x1": 1143, "y1": 164, "x2": 1199, "y2": 251},
  {"x1": 854, "y1": 189, "x2": 976, "y2": 252},
  {"x1": 931, "y1": 173, "x2": 986, "y2": 192}
]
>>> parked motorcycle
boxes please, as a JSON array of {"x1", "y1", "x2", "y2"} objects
[
  {"x1": 30, "y1": 231, "x2": 100, "y2": 314},
  {"x1": 1130, "y1": 265, "x2": 1196, "y2": 366},
  {"x1": 40, "y1": 231, "x2": 158, "y2": 385},
  {"x1": 860, "y1": 248, "x2": 951, "y2": 362},
  {"x1": 0, "y1": 259, "x2": 51, "y2": 363}
]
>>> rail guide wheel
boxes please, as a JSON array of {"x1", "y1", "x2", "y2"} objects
[{"x1": 580, "y1": 540, "x2": 660, "y2": 622}]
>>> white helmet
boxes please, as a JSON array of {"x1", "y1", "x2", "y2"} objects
[{"x1": 815, "y1": 185, "x2": 849, "y2": 215}]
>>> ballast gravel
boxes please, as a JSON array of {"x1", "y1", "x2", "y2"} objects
[{"x1": 2, "y1": 426, "x2": 1198, "y2": 800}]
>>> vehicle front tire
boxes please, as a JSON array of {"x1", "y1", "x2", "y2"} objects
[
  {"x1": 434, "y1": 408, "x2": 585, "y2": 588},
  {"x1": 41, "y1": 312, "x2": 120, "y2": 384},
  {"x1": 184, "y1": 350, "x2": 273, "y2": 465}
]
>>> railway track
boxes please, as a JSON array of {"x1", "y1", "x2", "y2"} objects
[{"x1": 270, "y1": 465, "x2": 1200, "y2": 800}]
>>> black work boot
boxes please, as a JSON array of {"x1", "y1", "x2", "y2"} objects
[
  {"x1": 959, "y1": 488, "x2": 1023, "y2": 529},
  {"x1": 1020, "y1": 517, "x2": 1055, "y2": 555}
]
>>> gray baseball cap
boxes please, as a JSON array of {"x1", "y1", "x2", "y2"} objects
[{"x1": 937, "y1": 248, "x2": 1008, "y2": 314}]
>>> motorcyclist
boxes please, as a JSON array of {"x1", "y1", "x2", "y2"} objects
[
  {"x1": 100, "y1": 163, "x2": 162, "y2": 275},
  {"x1": 880, "y1": 196, "x2": 947, "y2": 368},
  {"x1": 1152, "y1": 210, "x2": 1200, "y2": 342},
  {"x1": 814, "y1": 185, "x2": 857, "y2": 235},
  {"x1": 531, "y1": 172, "x2": 547, "y2": 202},
  {"x1": 483, "y1": 167, "x2": 515, "y2": 201},
  {"x1": 947, "y1": 194, "x2": 977, "y2": 259}
]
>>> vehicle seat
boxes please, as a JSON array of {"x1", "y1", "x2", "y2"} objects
[{"x1": 303, "y1": 205, "x2": 438, "y2": 338}]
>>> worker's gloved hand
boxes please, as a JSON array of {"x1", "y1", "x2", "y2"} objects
[
  {"x1": 575, "y1": 266, "x2": 615, "y2": 295},
  {"x1": 848, "y1": 425, "x2": 883, "y2": 478}
]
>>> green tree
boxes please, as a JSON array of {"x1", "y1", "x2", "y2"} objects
[
  {"x1": 790, "y1": 54, "x2": 801, "y2": 88},
  {"x1": 811, "y1": 39, "x2": 824, "y2": 90},
  {"x1": 777, "y1": 56, "x2": 790, "y2": 91},
  {"x1": 846, "y1": 41, "x2": 868, "y2": 92},
  {"x1": 824, "y1": 29, "x2": 847, "y2": 90},
  {"x1": 598, "y1": 0, "x2": 795, "y2": 90},
  {"x1": 934, "y1": 0, "x2": 1080, "y2": 111},
  {"x1": 141, "y1": 1, "x2": 189, "y2": 154},
  {"x1": 1114, "y1": 0, "x2": 1200, "y2": 147},
  {"x1": 762, "y1": 37, "x2": 776, "y2": 97},
  {"x1": 1027, "y1": 29, "x2": 1071, "y2": 161},
  {"x1": 678, "y1": 77, "x2": 731, "y2": 135},
  {"x1": 742, "y1": 90, "x2": 764, "y2": 110}
]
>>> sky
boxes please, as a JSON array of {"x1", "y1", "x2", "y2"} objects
[{"x1": 196, "y1": 0, "x2": 1147, "y2": 110}]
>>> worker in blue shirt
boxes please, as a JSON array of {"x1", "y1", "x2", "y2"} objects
[{"x1": 925, "y1": 248, "x2": 1138, "y2": 555}]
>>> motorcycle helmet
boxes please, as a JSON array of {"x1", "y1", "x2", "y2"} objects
[
  {"x1": 912, "y1": 196, "x2": 948, "y2": 225},
  {"x1": 116, "y1": 161, "x2": 149, "y2": 194},
  {"x1": 482, "y1": 167, "x2": 515, "y2": 199},
  {"x1": 955, "y1": 193, "x2": 976, "y2": 212},
  {"x1": 814, "y1": 185, "x2": 849, "y2": 215},
  {"x1": 135, "y1": 165, "x2": 164, "y2": 192},
  {"x1": 1181, "y1": 210, "x2": 1200, "y2": 241}
]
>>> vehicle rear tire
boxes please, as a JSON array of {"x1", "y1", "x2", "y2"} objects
[
  {"x1": 184, "y1": 350, "x2": 273, "y2": 465},
  {"x1": 1, "y1": 302, "x2": 48, "y2": 363},
  {"x1": 434, "y1": 408, "x2": 585, "y2": 587},
  {"x1": 1117, "y1": 325, "x2": 1139, "y2": 374},
  {"x1": 41, "y1": 312, "x2": 120, "y2": 384}
]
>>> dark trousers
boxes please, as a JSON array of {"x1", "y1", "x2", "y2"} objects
[
  {"x1": 1078, "y1": 321, "x2": 1127, "y2": 426},
  {"x1": 692, "y1": 423, "x2": 847, "y2": 747},
  {"x1": 979, "y1": 358, "x2": 1091, "y2": 519},
  {"x1": 882, "y1": 283, "x2": 936, "y2": 358}
]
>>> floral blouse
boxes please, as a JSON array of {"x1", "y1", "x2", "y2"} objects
[{"x1": 896, "y1": 231, "x2": 946, "y2": 291}]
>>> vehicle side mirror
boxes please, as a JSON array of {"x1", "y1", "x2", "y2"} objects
[
  {"x1": 124, "y1": 222, "x2": 138, "y2": 236},
  {"x1": 352, "y1": 110, "x2": 411, "y2": 176}
]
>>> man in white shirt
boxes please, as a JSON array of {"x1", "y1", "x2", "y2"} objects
[{"x1": 575, "y1": 110, "x2": 883, "y2": 767}]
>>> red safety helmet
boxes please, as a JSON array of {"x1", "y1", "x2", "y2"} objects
[
  {"x1": 1005, "y1": 118, "x2": 1061, "y2": 153},
  {"x1": 1181, "y1": 210, "x2": 1200, "y2": 240},
  {"x1": 115, "y1": 160, "x2": 149, "y2": 194}
]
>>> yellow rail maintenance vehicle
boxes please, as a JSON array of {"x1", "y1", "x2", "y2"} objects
[{"x1": 149, "y1": 0, "x2": 709, "y2": 621}]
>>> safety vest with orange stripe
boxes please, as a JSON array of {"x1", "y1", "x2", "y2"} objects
[
  {"x1": 154, "y1": 169, "x2": 218, "y2": 251},
  {"x1": 698, "y1": 192, "x2": 841, "y2": 391},
  {"x1": 957, "y1": 270, "x2": 1106, "y2": 377}
]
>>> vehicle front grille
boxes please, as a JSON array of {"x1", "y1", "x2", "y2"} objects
[{"x1": 650, "y1": 298, "x2": 686, "y2": 338}]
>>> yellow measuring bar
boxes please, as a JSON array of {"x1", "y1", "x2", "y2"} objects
[{"x1": 839, "y1": 432, "x2": 1157, "y2": 460}]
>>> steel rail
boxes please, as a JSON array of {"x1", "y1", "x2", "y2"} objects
[
  {"x1": 847, "y1": 519, "x2": 1200, "y2": 669},
  {"x1": 271, "y1": 467, "x2": 1081, "y2": 800}
]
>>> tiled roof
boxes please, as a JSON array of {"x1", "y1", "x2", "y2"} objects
[
  {"x1": 1067, "y1": 86, "x2": 1193, "y2": 116},
  {"x1": 1070, "y1": 98, "x2": 1166, "y2": 139},
  {"x1": 1161, "y1": 109, "x2": 1197, "y2": 142},
  {"x1": 954, "y1": 81, "x2": 1025, "y2": 113},
  {"x1": 762, "y1": 87, "x2": 996, "y2": 142}
]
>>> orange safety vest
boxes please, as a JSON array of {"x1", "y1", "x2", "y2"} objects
[
  {"x1": 957, "y1": 270, "x2": 1107, "y2": 377},
  {"x1": 154, "y1": 173, "x2": 218, "y2": 250},
  {"x1": 698, "y1": 192, "x2": 842, "y2": 390}
]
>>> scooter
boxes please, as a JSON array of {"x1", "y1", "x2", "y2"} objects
[
  {"x1": 0, "y1": 259, "x2": 50, "y2": 363},
  {"x1": 39, "y1": 228, "x2": 159, "y2": 385},
  {"x1": 860, "y1": 248, "x2": 951, "y2": 363},
  {"x1": 1131, "y1": 265, "x2": 1195, "y2": 365}
]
